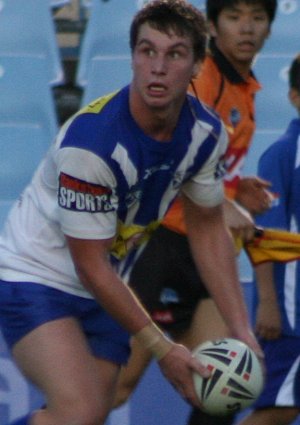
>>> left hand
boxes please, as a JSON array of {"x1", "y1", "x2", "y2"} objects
[{"x1": 255, "y1": 299, "x2": 282, "y2": 340}]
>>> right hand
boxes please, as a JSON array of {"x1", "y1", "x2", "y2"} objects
[
  {"x1": 230, "y1": 326, "x2": 265, "y2": 372},
  {"x1": 158, "y1": 342, "x2": 210, "y2": 407}
]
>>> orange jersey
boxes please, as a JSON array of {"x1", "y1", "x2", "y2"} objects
[{"x1": 163, "y1": 43, "x2": 261, "y2": 235}]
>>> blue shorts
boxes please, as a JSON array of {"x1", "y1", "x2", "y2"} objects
[
  {"x1": 254, "y1": 336, "x2": 300, "y2": 409},
  {"x1": 0, "y1": 280, "x2": 130, "y2": 365}
]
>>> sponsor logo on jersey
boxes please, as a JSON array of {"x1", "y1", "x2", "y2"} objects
[
  {"x1": 58, "y1": 173, "x2": 115, "y2": 213},
  {"x1": 144, "y1": 163, "x2": 172, "y2": 180},
  {"x1": 230, "y1": 108, "x2": 241, "y2": 127}
]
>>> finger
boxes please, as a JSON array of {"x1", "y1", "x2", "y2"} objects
[{"x1": 254, "y1": 177, "x2": 272, "y2": 188}]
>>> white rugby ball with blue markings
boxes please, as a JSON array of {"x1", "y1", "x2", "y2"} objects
[{"x1": 192, "y1": 338, "x2": 264, "y2": 416}]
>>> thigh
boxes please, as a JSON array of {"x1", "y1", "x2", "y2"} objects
[
  {"x1": 12, "y1": 317, "x2": 120, "y2": 412},
  {"x1": 0, "y1": 280, "x2": 130, "y2": 365},
  {"x1": 254, "y1": 336, "x2": 300, "y2": 410},
  {"x1": 177, "y1": 298, "x2": 229, "y2": 349}
]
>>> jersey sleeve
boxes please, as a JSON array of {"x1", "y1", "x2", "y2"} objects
[
  {"x1": 181, "y1": 122, "x2": 228, "y2": 207},
  {"x1": 55, "y1": 146, "x2": 118, "y2": 240}
]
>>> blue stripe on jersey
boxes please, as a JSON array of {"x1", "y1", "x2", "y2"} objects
[{"x1": 60, "y1": 86, "x2": 223, "y2": 227}]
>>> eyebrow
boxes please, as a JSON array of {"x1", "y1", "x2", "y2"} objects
[{"x1": 137, "y1": 38, "x2": 191, "y2": 50}]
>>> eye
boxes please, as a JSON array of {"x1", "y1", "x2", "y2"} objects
[
  {"x1": 170, "y1": 51, "x2": 180, "y2": 59},
  {"x1": 147, "y1": 48, "x2": 156, "y2": 57},
  {"x1": 226, "y1": 13, "x2": 239, "y2": 21},
  {"x1": 169, "y1": 50, "x2": 186, "y2": 60},
  {"x1": 253, "y1": 14, "x2": 268, "y2": 22}
]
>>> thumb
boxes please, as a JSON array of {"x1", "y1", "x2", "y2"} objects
[{"x1": 190, "y1": 356, "x2": 211, "y2": 379}]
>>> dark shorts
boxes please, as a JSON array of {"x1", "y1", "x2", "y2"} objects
[
  {"x1": 254, "y1": 336, "x2": 300, "y2": 409},
  {"x1": 129, "y1": 225, "x2": 210, "y2": 333},
  {"x1": 0, "y1": 280, "x2": 130, "y2": 365}
]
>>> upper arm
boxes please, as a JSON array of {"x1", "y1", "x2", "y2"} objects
[
  {"x1": 56, "y1": 147, "x2": 118, "y2": 240},
  {"x1": 181, "y1": 125, "x2": 227, "y2": 209},
  {"x1": 65, "y1": 235, "x2": 115, "y2": 292}
]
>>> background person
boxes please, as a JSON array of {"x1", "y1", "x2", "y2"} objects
[{"x1": 237, "y1": 53, "x2": 300, "y2": 425}]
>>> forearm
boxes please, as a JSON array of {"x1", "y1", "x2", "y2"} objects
[
  {"x1": 255, "y1": 262, "x2": 276, "y2": 302},
  {"x1": 193, "y1": 226, "x2": 249, "y2": 333},
  {"x1": 66, "y1": 236, "x2": 173, "y2": 358},
  {"x1": 183, "y1": 197, "x2": 251, "y2": 336},
  {"x1": 254, "y1": 262, "x2": 281, "y2": 339}
]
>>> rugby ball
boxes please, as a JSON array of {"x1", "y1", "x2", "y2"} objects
[{"x1": 192, "y1": 338, "x2": 264, "y2": 416}]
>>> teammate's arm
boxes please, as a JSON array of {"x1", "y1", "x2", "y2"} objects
[{"x1": 254, "y1": 262, "x2": 282, "y2": 340}]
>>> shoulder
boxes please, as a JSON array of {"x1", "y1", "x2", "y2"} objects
[
  {"x1": 57, "y1": 88, "x2": 128, "y2": 157},
  {"x1": 188, "y1": 94, "x2": 223, "y2": 133}
]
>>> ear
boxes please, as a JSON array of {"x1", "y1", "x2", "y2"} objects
[
  {"x1": 207, "y1": 20, "x2": 217, "y2": 38},
  {"x1": 289, "y1": 88, "x2": 300, "y2": 109}
]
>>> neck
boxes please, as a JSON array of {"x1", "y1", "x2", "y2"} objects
[{"x1": 129, "y1": 86, "x2": 183, "y2": 142}]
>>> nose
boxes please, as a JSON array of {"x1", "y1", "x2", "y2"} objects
[
  {"x1": 151, "y1": 55, "x2": 167, "y2": 75},
  {"x1": 240, "y1": 17, "x2": 255, "y2": 33}
]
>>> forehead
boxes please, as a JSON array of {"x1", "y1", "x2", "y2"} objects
[
  {"x1": 222, "y1": 2, "x2": 268, "y2": 12},
  {"x1": 136, "y1": 22, "x2": 193, "y2": 49}
]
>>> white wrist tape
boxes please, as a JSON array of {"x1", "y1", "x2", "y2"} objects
[{"x1": 135, "y1": 322, "x2": 173, "y2": 360}]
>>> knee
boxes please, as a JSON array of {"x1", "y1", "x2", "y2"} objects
[{"x1": 66, "y1": 395, "x2": 110, "y2": 425}]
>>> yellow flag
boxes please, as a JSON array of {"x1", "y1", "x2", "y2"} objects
[{"x1": 241, "y1": 228, "x2": 300, "y2": 265}]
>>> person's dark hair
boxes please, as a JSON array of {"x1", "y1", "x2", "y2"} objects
[
  {"x1": 206, "y1": 0, "x2": 277, "y2": 25},
  {"x1": 130, "y1": 0, "x2": 207, "y2": 62},
  {"x1": 289, "y1": 54, "x2": 300, "y2": 92}
]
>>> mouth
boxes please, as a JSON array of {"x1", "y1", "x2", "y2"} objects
[
  {"x1": 147, "y1": 83, "x2": 168, "y2": 96},
  {"x1": 237, "y1": 41, "x2": 256, "y2": 52}
]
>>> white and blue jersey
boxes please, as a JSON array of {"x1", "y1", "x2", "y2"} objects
[
  {"x1": 0, "y1": 85, "x2": 227, "y2": 299},
  {"x1": 255, "y1": 118, "x2": 300, "y2": 337},
  {"x1": 253, "y1": 118, "x2": 300, "y2": 410}
]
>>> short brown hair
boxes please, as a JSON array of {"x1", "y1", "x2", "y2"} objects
[{"x1": 130, "y1": 0, "x2": 207, "y2": 62}]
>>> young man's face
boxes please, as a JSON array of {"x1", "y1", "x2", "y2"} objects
[
  {"x1": 131, "y1": 22, "x2": 201, "y2": 111},
  {"x1": 210, "y1": 2, "x2": 271, "y2": 68}
]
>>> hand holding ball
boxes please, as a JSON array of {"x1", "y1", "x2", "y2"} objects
[{"x1": 192, "y1": 338, "x2": 264, "y2": 416}]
